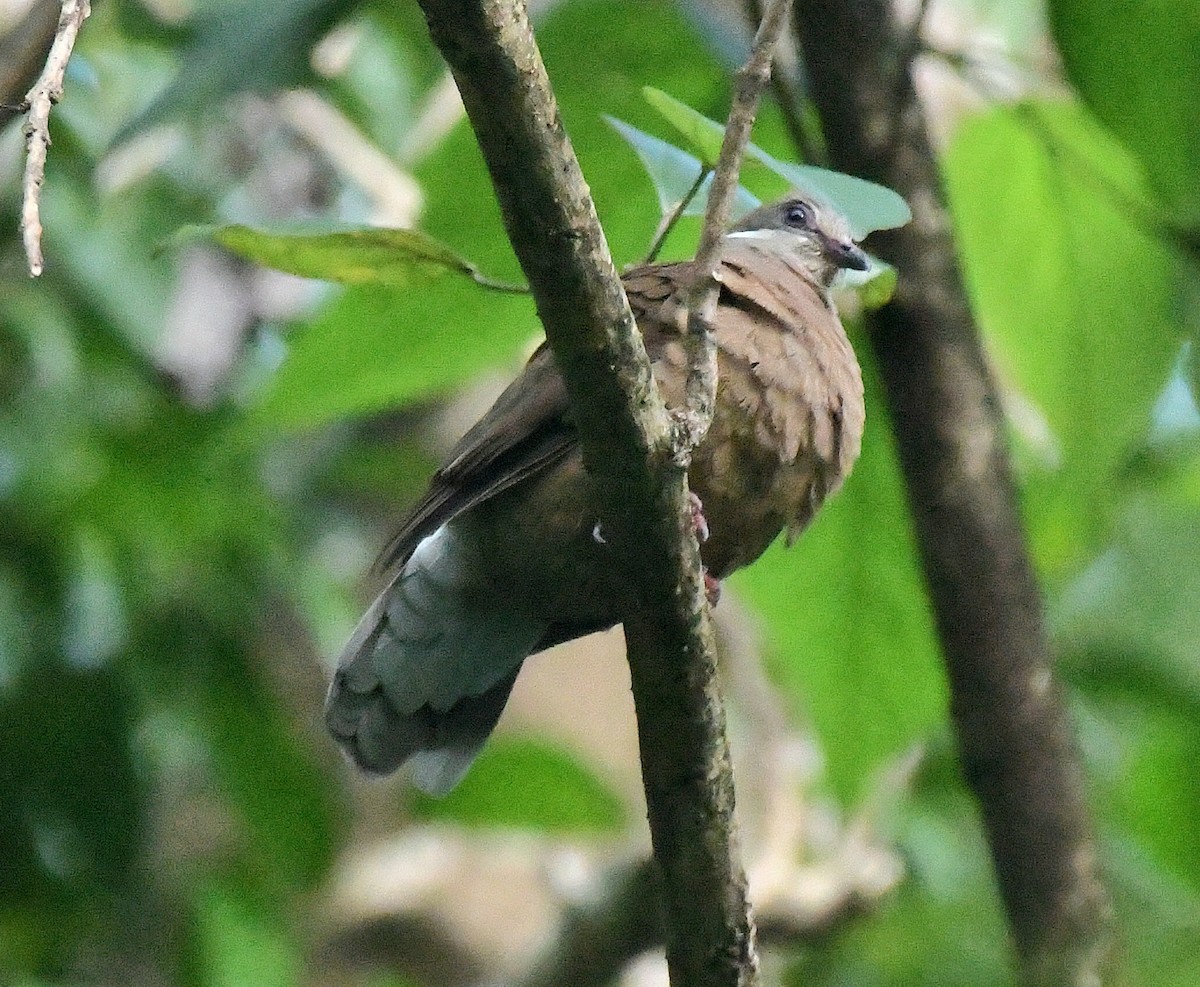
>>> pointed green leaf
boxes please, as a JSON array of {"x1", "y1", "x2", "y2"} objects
[
  {"x1": 604, "y1": 117, "x2": 760, "y2": 218},
  {"x1": 746, "y1": 147, "x2": 912, "y2": 238},
  {"x1": 642, "y1": 86, "x2": 911, "y2": 236},
  {"x1": 642, "y1": 85, "x2": 727, "y2": 163},
  {"x1": 190, "y1": 224, "x2": 526, "y2": 292}
]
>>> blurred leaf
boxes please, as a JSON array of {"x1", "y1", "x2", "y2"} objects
[
  {"x1": 114, "y1": 0, "x2": 354, "y2": 143},
  {"x1": 410, "y1": 735, "x2": 627, "y2": 833},
  {"x1": 1105, "y1": 707, "x2": 1200, "y2": 888},
  {"x1": 62, "y1": 530, "x2": 128, "y2": 669},
  {"x1": 0, "y1": 664, "x2": 143, "y2": 904},
  {"x1": 1103, "y1": 830, "x2": 1200, "y2": 984},
  {"x1": 322, "y1": 9, "x2": 436, "y2": 159},
  {"x1": 839, "y1": 256, "x2": 898, "y2": 309},
  {"x1": 787, "y1": 745, "x2": 1012, "y2": 985},
  {"x1": 1049, "y1": 0, "x2": 1200, "y2": 224},
  {"x1": 248, "y1": 282, "x2": 537, "y2": 429},
  {"x1": 1055, "y1": 504, "x2": 1200, "y2": 708},
  {"x1": 731, "y1": 349, "x2": 944, "y2": 800},
  {"x1": 40, "y1": 171, "x2": 182, "y2": 355},
  {"x1": 195, "y1": 224, "x2": 526, "y2": 292},
  {"x1": 641, "y1": 87, "x2": 912, "y2": 236},
  {"x1": 191, "y1": 882, "x2": 301, "y2": 987},
  {"x1": 201, "y1": 647, "x2": 342, "y2": 892},
  {"x1": 944, "y1": 100, "x2": 1182, "y2": 576}
]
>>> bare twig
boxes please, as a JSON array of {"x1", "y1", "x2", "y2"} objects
[
  {"x1": 413, "y1": 2, "x2": 759, "y2": 984},
  {"x1": 743, "y1": 0, "x2": 824, "y2": 165},
  {"x1": 674, "y1": 0, "x2": 796, "y2": 461},
  {"x1": 643, "y1": 164, "x2": 710, "y2": 265},
  {"x1": 792, "y1": 1, "x2": 1115, "y2": 983},
  {"x1": 21, "y1": 0, "x2": 91, "y2": 277}
]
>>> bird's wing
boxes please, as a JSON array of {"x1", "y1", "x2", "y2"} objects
[{"x1": 378, "y1": 342, "x2": 577, "y2": 568}]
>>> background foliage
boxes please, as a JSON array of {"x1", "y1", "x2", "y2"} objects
[{"x1": 1, "y1": 0, "x2": 1197, "y2": 984}]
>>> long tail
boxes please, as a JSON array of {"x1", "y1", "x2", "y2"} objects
[{"x1": 324, "y1": 524, "x2": 549, "y2": 795}]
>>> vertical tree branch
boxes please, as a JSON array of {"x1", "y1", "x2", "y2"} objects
[
  {"x1": 791, "y1": 2, "x2": 1113, "y2": 984},
  {"x1": 412, "y1": 1, "x2": 790, "y2": 983},
  {"x1": 20, "y1": 0, "x2": 91, "y2": 277}
]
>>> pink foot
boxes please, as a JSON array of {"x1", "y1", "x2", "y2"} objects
[
  {"x1": 688, "y1": 490, "x2": 710, "y2": 543},
  {"x1": 704, "y1": 570, "x2": 722, "y2": 607}
]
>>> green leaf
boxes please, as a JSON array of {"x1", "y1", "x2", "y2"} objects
[
  {"x1": 731, "y1": 350, "x2": 944, "y2": 801},
  {"x1": 195, "y1": 224, "x2": 526, "y2": 292},
  {"x1": 247, "y1": 281, "x2": 537, "y2": 429},
  {"x1": 788, "y1": 748, "x2": 1012, "y2": 984},
  {"x1": 1049, "y1": 0, "x2": 1200, "y2": 223},
  {"x1": 642, "y1": 85, "x2": 726, "y2": 163},
  {"x1": 1055, "y1": 504, "x2": 1200, "y2": 709},
  {"x1": 0, "y1": 664, "x2": 144, "y2": 919},
  {"x1": 409, "y1": 735, "x2": 627, "y2": 833},
  {"x1": 641, "y1": 87, "x2": 912, "y2": 236},
  {"x1": 943, "y1": 101, "x2": 1183, "y2": 576},
  {"x1": 746, "y1": 146, "x2": 913, "y2": 238},
  {"x1": 839, "y1": 256, "x2": 898, "y2": 309},
  {"x1": 604, "y1": 117, "x2": 760, "y2": 218}
]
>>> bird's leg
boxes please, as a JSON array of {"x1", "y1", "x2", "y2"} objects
[{"x1": 704, "y1": 571, "x2": 722, "y2": 607}]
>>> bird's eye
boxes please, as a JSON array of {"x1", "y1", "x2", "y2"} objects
[{"x1": 783, "y1": 201, "x2": 812, "y2": 228}]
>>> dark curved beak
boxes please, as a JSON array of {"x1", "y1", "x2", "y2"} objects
[{"x1": 825, "y1": 237, "x2": 870, "y2": 271}]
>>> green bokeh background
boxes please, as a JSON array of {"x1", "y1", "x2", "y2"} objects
[{"x1": 1, "y1": 0, "x2": 1197, "y2": 984}]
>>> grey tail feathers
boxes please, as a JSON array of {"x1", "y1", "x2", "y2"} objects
[{"x1": 324, "y1": 524, "x2": 549, "y2": 796}]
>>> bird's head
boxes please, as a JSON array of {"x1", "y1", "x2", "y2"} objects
[{"x1": 726, "y1": 196, "x2": 868, "y2": 288}]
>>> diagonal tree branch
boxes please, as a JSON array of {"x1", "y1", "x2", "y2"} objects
[
  {"x1": 675, "y1": 0, "x2": 796, "y2": 456},
  {"x1": 411, "y1": 1, "x2": 787, "y2": 983},
  {"x1": 791, "y1": 2, "x2": 1113, "y2": 984}
]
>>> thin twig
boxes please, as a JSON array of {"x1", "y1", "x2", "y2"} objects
[
  {"x1": 643, "y1": 164, "x2": 710, "y2": 265},
  {"x1": 21, "y1": 0, "x2": 91, "y2": 277},
  {"x1": 674, "y1": 0, "x2": 796, "y2": 462},
  {"x1": 743, "y1": 0, "x2": 824, "y2": 165}
]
